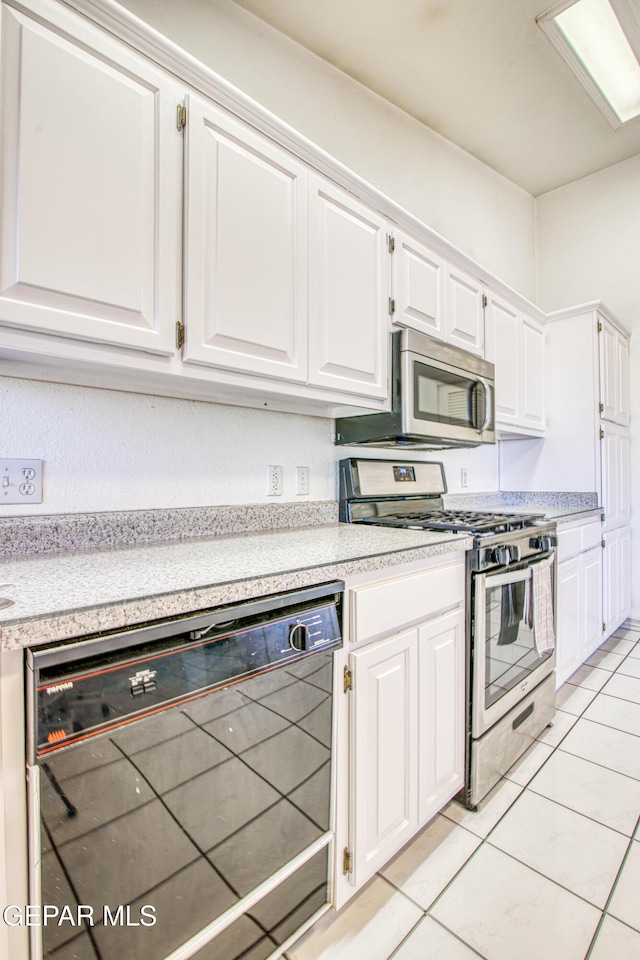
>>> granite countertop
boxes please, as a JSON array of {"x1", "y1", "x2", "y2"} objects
[{"x1": 0, "y1": 523, "x2": 471, "y2": 651}]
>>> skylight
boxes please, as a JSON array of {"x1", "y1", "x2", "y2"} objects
[{"x1": 538, "y1": 0, "x2": 640, "y2": 127}]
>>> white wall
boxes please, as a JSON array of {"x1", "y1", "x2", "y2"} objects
[
  {"x1": 1, "y1": 377, "x2": 499, "y2": 515},
  {"x1": 536, "y1": 153, "x2": 640, "y2": 618}
]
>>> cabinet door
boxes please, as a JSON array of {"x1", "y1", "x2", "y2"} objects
[
  {"x1": 599, "y1": 318, "x2": 618, "y2": 423},
  {"x1": 619, "y1": 526, "x2": 631, "y2": 626},
  {"x1": 350, "y1": 629, "x2": 418, "y2": 886},
  {"x1": 417, "y1": 608, "x2": 465, "y2": 824},
  {"x1": 183, "y1": 94, "x2": 308, "y2": 381},
  {"x1": 487, "y1": 295, "x2": 520, "y2": 426},
  {"x1": 445, "y1": 264, "x2": 484, "y2": 357},
  {"x1": 0, "y1": 3, "x2": 180, "y2": 354},
  {"x1": 308, "y1": 176, "x2": 389, "y2": 398},
  {"x1": 616, "y1": 333, "x2": 630, "y2": 426},
  {"x1": 603, "y1": 528, "x2": 621, "y2": 636},
  {"x1": 556, "y1": 556, "x2": 581, "y2": 687},
  {"x1": 392, "y1": 231, "x2": 445, "y2": 340},
  {"x1": 599, "y1": 317, "x2": 629, "y2": 425},
  {"x1": 520, "y1": 315, "x2": 546, "y2": 431},
  {"x1": 601, "y1": 422, "x2": 630, "y2": 527},
  {"x1": 581, "y1": 546, "x2": 603, "y2": 661}
]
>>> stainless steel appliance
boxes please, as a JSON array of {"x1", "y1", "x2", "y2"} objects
[
  {"x1": 335, "y1": 329, "x2": 495, "y2": 450},
  {"x1": 26, "y1": 583, "x2": 343, "y2": 960},
  {"x1": 339, "y1": 458, "x2": 557, "y2": 809}
]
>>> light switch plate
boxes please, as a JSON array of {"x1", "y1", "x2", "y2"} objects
[{"x1": 1, "y1": 459, "x2": 43, "y2": 504}]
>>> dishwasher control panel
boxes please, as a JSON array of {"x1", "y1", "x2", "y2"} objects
[{"x1": 29, "y1": 586, "x2": 343, "y2": 758}]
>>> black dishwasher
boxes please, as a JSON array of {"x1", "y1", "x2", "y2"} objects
[{"x1": 26, "y1": 582, "x2": 343, "y2": 960}]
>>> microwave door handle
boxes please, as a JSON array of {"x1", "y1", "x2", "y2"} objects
[{"x1": 474, "y1": 378, "x2": 492, "y2": 432}]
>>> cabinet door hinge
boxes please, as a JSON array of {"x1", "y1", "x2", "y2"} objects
[
  {"x1": 601, "y1": 512, "x2": 606, "y2": 523},
  {"x1": 342, "y1": 847, "x2": 353, "y2": 875},
  {"x1": 387, "y1": 233, "x2": 395, "y2": 253},
  {"x1": 598, "y1": 321, "x2": 603, "y2": 333},
  {"x1": 599, "y1": 402, "x2": 604, "y2": 413},
  {"x1": 482, "y1": 294, "x2": 488, "y2": 309},
  {"x1": 600, "y1": 428, "x2": 605, "y2": 439},
  {"x1": 601, "y1": 539, "x2": 606, "y2": 548},
  {"x1": 343, "y1": 666, "x2": 353, "y2": 693},
  {"x1": 176, "y1": 104, "x2": 187, "y2": 132},
  {"x1": 388, "y1": 298, "x2": 396, "y2": 316},
  {"x1": 176, "y1": 321, "x2": 185, "y2": 349},
  {"x1": 603, "y1": 622, "x2": 606, "y2": 633}
]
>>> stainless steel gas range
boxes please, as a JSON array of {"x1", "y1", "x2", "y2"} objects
[{"x1": 339, "y1": 458, "x2": 558, "y2": 809}]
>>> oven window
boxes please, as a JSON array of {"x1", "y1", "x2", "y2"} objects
[
  {"x1": 413, "y1": 361, "x2": 484, "y2": 428},
  {"x1": 484, "y1": 578, "x2": 551, "y2": 709}
]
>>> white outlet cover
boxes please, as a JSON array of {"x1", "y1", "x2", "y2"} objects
[{"x1": 1, "y1": 458, "x2": 43, "y2": 504}]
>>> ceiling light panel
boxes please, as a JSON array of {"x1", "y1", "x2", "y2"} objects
[{"x1": 538, "y1": 0, "x2": 640, "y2": 127}]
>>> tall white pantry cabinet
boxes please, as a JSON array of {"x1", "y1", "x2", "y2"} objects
[{"x1": 500, "y1": 303, "x2": 631, "y2": 649}]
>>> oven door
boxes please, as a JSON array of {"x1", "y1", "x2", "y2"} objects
[
  {"x1": 472, "y1": 559, "x2": 556, "y2": 738},
  {"x1": 402, "y1": 350, "x2": 495, "y2": 445}
]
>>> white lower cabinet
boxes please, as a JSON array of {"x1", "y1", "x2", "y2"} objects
[
  {"x1": 417, "y1": 608, "x2": 465, "y2": 824},
  {"x1": 556, "y1": 546, "x2": 603, "y2": 687},
  {"x1": 350, "y1": 627, "x2": 419, "y2": 887},
  {"x1": 603, "y1": 524, "x2": 631, "y2": 637},
  {"x1": 336, "y1": 557, "x2": 466, "y2": 903}
]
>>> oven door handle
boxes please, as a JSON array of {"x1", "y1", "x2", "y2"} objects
[
  {"x1": 481, "y1": 553, "x2": 554, "y2": 588},
  {"x1": 473, "y1": 377, "x2": 492, "y2": 433}
]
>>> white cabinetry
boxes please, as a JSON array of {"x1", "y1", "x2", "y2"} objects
[
  {"x1": 350, "y1": 628, "x2": 418, "y2": 885},
  {"x1": 390, "y1": 232, "x2": 484, "y2": 356},
  {"x1": 445, "y1": 263, "x2": 484, "y2": 356},
  {"x1": 603, "y1": 524, "x2": 631, "y2": 635},
  {"x1": 183, "y1": 94, "x2": 308, "y2": 381},
  {"x1": 599, "y1": 316, "x2": 630, "y2": 426},
  {"x1": 391, "y1": 231, "x2": 445, "y2": 340},
  {"x1": 556, "y1": 519, "x2": 603, "y2": 686},
  {"x1": 485, "y1": 292, "x2": 546, "y2": 437},
  {"x1": 0, "y1": 0, "x2": 181, "y2": 355},
  {"x1": 308, "y1": 176, "x2": 389, "y2": 399},
  {"x1": 335, "y1": 555, "x2": 465, "y2": 905},
  {"x1": 500, "y1": 302, "x2": 630, "y2": 641}
]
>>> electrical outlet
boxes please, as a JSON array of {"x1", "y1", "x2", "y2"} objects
[
  {"x1": 1, "y1": 458, "x2": 43, "y2": 504},
  {"x1": 296, "y1": 466, "x2": 310, "y2": 496},
  {"x1": 460, "y1": 468, "x2": 468, "y2": 488},
  {"x1": 267, "y1": 465, "x2": 283, "y2": 496}
]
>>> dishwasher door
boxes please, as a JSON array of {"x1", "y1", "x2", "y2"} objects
[{"x1": 26, "y1": 582, "x2": 343, "y2": 960}]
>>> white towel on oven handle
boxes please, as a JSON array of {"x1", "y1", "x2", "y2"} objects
[{"x1": 531, "y1": 556, "x2": 555, "y2": 656}]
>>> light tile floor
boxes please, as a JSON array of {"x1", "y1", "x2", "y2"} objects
[{"x1": 288, "y1": 626, "x2": 640, "y2": 960}]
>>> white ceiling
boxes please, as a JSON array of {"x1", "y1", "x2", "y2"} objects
[{"x1": 229, "y1": 0, "x2": 640, "y2": 196}]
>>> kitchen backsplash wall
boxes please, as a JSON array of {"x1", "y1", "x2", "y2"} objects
[{"x1": 1, "y1": 377, "x2": 499, "y2": 516}]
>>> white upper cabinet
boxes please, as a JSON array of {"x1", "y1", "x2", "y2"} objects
[
  {"x1": 485, "y1": 293, "x2": 545, "y2": 437},
  {"x1": 0, "y1": 1, "x2": 180, "y2": 354},
  {"x1": 391, "y1": 231, "x2": 445, "y2": 340},
  {"x1": 183, "y1": 93, "x2": 308, "y2": 381},
  {"x1": 520, "y1": 314, "x2": 546, "y2": 431},
  {"x1": 308, "y1": 176, "x2": 389, "y2": 398},
  {"x1": 599, "y1": 315, "x2": 630, "y2": 426},
  {"x1": 445, "y1": 264, "x2": 484, "y2": 357},
  {"x1": 601, "y1": 420, "x2": 631, "y2": 528}
]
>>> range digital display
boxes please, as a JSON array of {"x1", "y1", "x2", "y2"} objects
[{"x1": 393, "y1": 465, "x2": 416, "y2": 482}]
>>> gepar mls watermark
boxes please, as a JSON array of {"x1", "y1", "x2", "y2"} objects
[{"x1": 3, "y1": 904, "x2": 157, "y2": 927}]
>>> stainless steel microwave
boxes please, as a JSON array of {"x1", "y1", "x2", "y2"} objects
[{"x1": 335, "y1": 329, "x2": 495, "y2": 449}]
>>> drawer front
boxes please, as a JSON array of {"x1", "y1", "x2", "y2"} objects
[
  {"x1": 557, "y1": 520, "x2": 602, "y2": 561},
  {"x1": 557, "y1": 527, "x2": 582, "y2": 562},
  {"x1": 350, "y1": 559, "x2": 465, "y2": 644},
  {"x1": 581, "y1": 521, "x2": 602, "y2": 553}
]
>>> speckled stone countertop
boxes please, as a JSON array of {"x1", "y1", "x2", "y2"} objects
[
  {"x1": 445, "y1": 491, "x2": 601, "y2": 526},
  {"x1": 0, "y1": 524, "x2": 471, "y2": 651}
]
